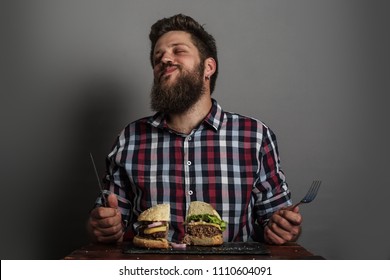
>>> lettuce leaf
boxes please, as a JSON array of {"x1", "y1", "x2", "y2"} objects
[{"x1": 187, "y1": 214, "x2": 227, "y2": 231}]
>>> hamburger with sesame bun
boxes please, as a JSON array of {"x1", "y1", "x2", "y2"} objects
[{"x1": 133, "y1": 204, "x2": 170, "y2": 249}]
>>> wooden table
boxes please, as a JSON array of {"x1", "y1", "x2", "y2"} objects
[{"x1": 64, "y1": 242, "x2": 324, "y2": 260}]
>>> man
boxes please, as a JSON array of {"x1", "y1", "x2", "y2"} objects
[{"x1": 87, "y1": 14, "x2": 302, "y2": 245}]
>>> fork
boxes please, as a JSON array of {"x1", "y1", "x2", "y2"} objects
[{"x1": 292, "y1": 180, "x2": 321, "y2": 208}]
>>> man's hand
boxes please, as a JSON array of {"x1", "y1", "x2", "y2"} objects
[
  {"x1": 264, "y1": 206, "x2": 302, "y2": 245},
  {"x1": 87, "y1": 193, "x2": 124, "y2": 243}
]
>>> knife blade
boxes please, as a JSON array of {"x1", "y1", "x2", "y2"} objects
[{"x1": 90, "y1": 152, "x2": 107, "y2": 207}]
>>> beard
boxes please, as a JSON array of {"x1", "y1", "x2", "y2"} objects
[{"x1": 150, "y1": 62, "x2": 205, "y2": 114}]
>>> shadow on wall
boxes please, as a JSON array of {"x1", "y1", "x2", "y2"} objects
[{"x1": 41, "y1": 77, "x2": 131, "y2": 259}]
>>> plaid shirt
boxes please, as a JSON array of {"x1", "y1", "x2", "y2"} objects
[{"x1": 99, "y1": 99, "x2": 291, "y2": 242}]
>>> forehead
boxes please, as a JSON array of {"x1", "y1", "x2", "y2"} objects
[{"x1": 154, "y1": 31, "x2": 196, "y2": 54}]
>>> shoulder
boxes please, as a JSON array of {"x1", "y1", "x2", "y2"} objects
[
  {"x1": 222, "y1": 109, "x2": 271, "y2": 133},
  {"x1": 107, "y1": 114, "x2": 160, "y2": 158},
  {"x1": 120, "y1": 115, "x2": 156, "y2": 135},
  {"x1": 110, "y1": 115, "x2": 156, "y2": 148}
]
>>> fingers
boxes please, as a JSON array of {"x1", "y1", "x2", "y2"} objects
[
  {"x1": 292, "y1": 206, "x2": 300, "y2": 213},
  {"x1": 89, "y1": 209, "x2": 123, "y2": 243},
  {"x1": 90, "y1": 193, "x2": 120, "y2": 220},
  {"x1": 88, "y1": 195, "x2": 123, "y2": 243},
  {"x1": 92, "y1": 219, "x2": 123, "y2": 236},
  {"x1": 107, "y1": 193, "x2": 119, "y2": 209},
  {"x1": 264, "y1": 209, "x2": 302, "y2": 244},
  {"x1": 90, "y1": 209, "x2": 122, "y2": 228},
  {"x1": 93, "y1": 225, "x2": 124, "y2": 243},
  {"x1": 264, "y1": 224, "x2": 287, "y2": 245},
  {"x1": 288, "y1": 205, "x2": 301, "y2": 215},
  {"x1": 279, "y1": 209, "x2": 302, "y2": 226},
  {"x1": 90, "y1": 205, "x2": 118, "y2": 219}
]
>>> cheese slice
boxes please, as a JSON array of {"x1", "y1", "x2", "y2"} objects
[{"x1": 144, "y1": 225, "x2": 167, "y2": 234}]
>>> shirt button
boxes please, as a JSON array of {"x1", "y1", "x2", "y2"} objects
[
  {"x1": 187, "y1": 161, "x2": 192, "y2": 166},
  {"x1": 188, "y1": 190, "x2": 193, "y2": 195},
  {"x1": 188, "y1": 136, "x2": 192, "y2": 141}
]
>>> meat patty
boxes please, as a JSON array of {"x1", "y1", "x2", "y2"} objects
[{"x1": 186, "y1": 225, "x2": 221, "y2": 238}]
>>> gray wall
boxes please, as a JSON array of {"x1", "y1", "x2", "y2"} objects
[{"x1": 1, "y1": 0, "x2": 389, "y2": 259}]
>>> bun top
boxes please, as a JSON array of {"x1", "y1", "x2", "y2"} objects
[
  {"x1": 138, "y1": 203, "x2": 170, "y2": 221},
  {"x1": 187, "y1": 201, "x2": 221, "y2": 219}
]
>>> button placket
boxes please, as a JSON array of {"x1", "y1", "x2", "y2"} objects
[{"x1": 183, "y1": 133, "x2": 195, "y2": 201}]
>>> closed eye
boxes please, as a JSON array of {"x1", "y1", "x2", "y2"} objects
[{"x1": 174, "y1": 48, "x2": 187, "y2": 55}]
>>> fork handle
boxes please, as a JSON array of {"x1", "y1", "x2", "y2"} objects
[{"x1": 291, "y1": 202, "x2": 301, "y2": 209}]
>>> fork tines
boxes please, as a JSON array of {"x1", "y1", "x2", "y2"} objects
[{"x1": 304, "y1": 180, "x2": 321, "y2": 202}]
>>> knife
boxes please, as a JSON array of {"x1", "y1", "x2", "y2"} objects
[{"x1": 90, "y1": 152, "x2": 107, "y2": 207}]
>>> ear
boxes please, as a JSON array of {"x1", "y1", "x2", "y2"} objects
[{"x1": 203, "y1": 57, "x2": 217, "y2": 79}]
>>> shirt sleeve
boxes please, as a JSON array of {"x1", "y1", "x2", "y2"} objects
[
  {"x1": 253, "y1": 126, "x2": 292, "y2": 227},
  {"x1": 94, "y1": 133, "x2": 132, "y2": 229}
]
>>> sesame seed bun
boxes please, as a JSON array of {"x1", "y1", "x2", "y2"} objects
[{"x1": 138, "y1": 203, "x2": 170, "y2": 221}]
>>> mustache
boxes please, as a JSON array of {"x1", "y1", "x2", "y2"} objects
[
  {"x1": 161, "y1": 61, "x2": 179, "y2": 69},
  {"x1": 157, "y1": 62, "x2": 182, "y2": 81}
]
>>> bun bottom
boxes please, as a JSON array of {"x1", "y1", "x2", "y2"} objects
[
  {"x1": 133, "y1": 236, "x2": 169, "y2": 249},
  {"x1": 183, "y1": 234, "x2": 223, "y2": 246}
]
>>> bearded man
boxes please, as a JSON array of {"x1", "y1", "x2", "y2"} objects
[{"x1": 87, "y1": 14, "x2": 302, "y2": 245}]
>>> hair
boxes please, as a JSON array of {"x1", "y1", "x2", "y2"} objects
[{"x1": 149, "y1": 14, "x2": 218, "y2": 93}]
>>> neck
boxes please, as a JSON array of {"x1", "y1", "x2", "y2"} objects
[{"x1": 167, "y1": 95, "x2": 212, "y2": 134}]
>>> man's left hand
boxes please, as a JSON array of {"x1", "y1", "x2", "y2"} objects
[{"x1": 264, "y1": 206, "x2": 302, "y2": 245}]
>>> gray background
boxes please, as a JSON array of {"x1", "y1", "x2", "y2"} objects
[{"x1": 1, "y1": 0, "x2": 389, "y2": 259}]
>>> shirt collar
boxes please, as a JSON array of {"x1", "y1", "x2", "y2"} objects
[{"x1": 148, "y1": 99, "x2": 225, "y2": 132}]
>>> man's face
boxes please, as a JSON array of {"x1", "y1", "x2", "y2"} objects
[{"x1": 150, "y1": 31, "x2": 206, "y2": 114}]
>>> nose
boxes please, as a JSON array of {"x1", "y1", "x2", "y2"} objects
[
  {"x1": 153, "y1": 51, "x2": 175, "y2": 75},
  {"x1": 155, "y1": 57, "x2": 173, "y2": 75},
  {"x1": 161, "y1": 53, "x2": 173, "y2": 65}
]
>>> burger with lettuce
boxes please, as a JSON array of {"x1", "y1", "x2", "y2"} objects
[{"x1": 183, "y1": 201, "x2": 227, "y2": 246}]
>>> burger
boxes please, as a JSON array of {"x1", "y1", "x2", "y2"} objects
[
  {"x1": 133, "y1": 203, "x2": 170, "y2": 249},
  {"x1": 183, "y1": 201, "x2": 227, "y2": 246}
]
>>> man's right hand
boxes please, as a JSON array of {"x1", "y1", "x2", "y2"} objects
[{"x1": 87, "y1": 193, "x2": 124, "y2": 243}]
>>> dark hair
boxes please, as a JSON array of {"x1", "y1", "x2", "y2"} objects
[{"x1": 149, "y1": 14, "x2": 218, "y2": 93}]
